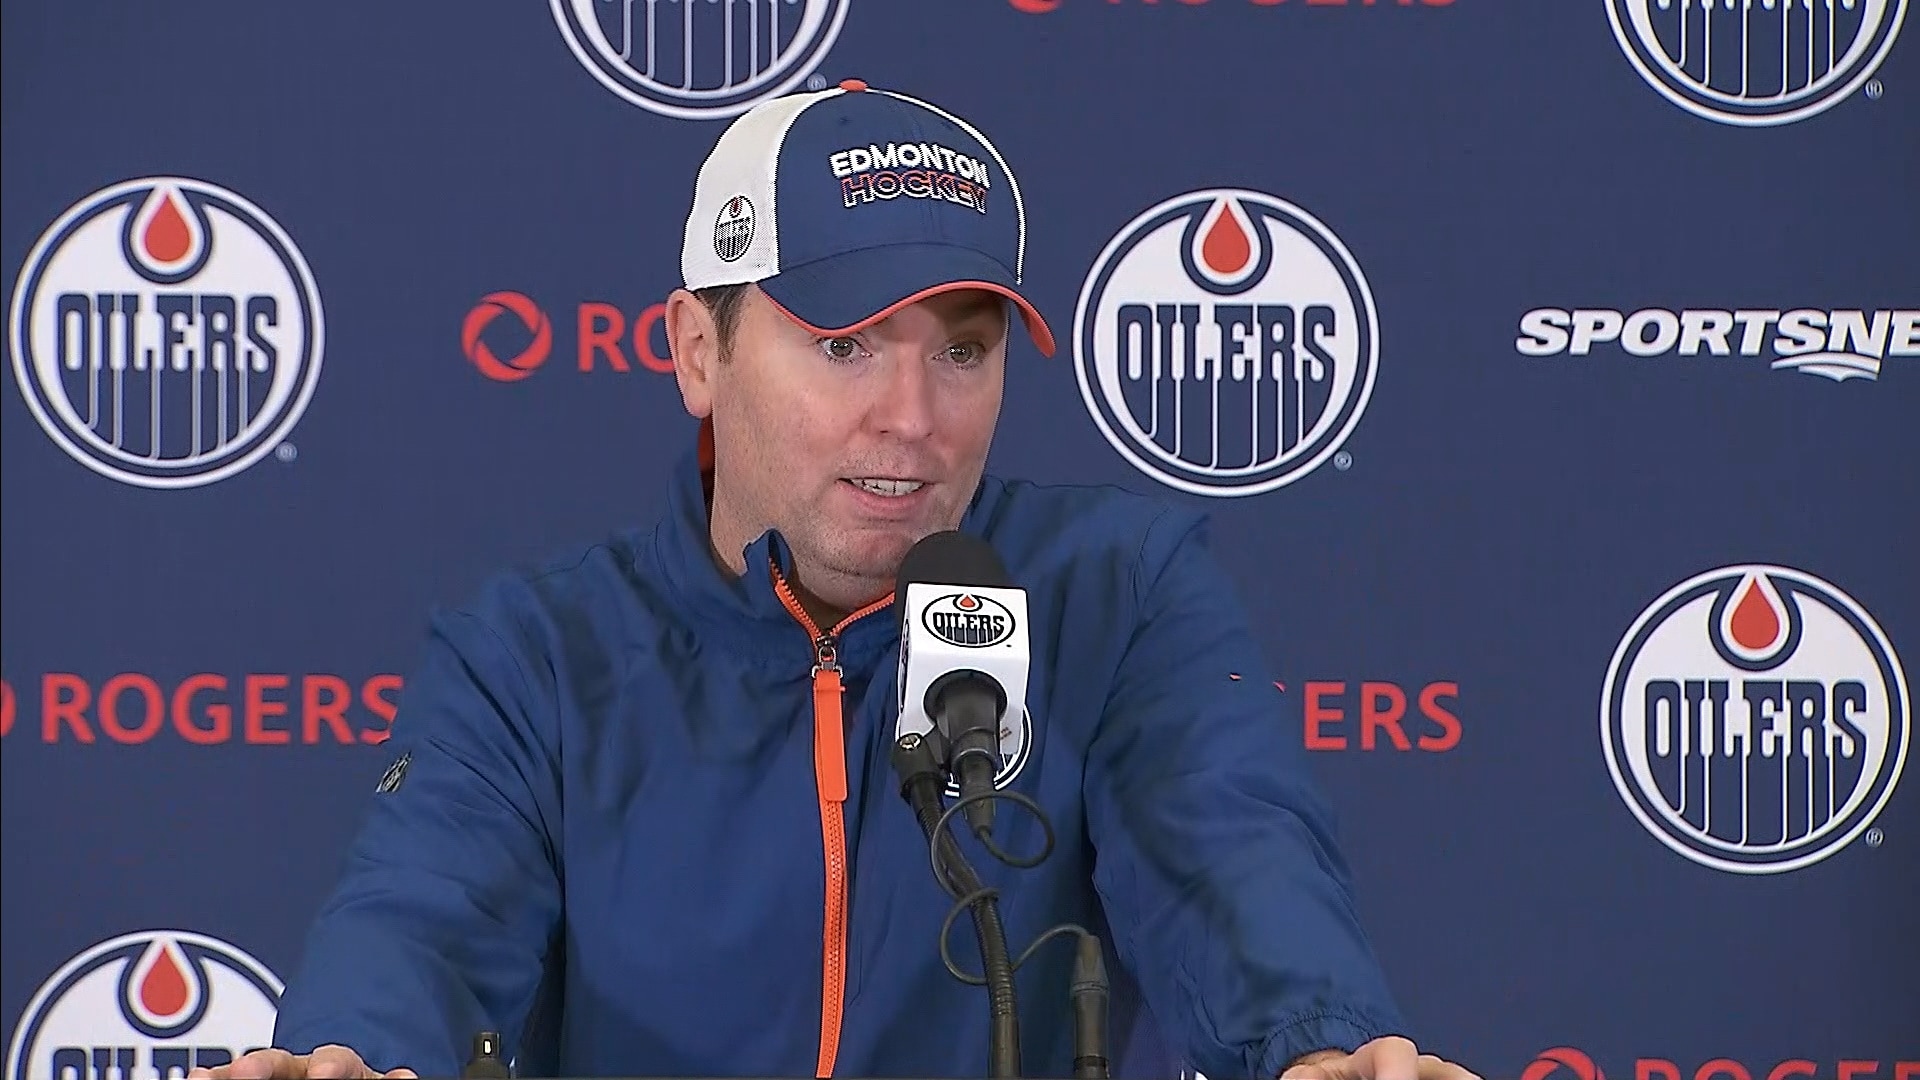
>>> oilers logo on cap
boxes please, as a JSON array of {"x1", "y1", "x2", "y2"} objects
[{"x1": 681, "y1": 81, "x2": 1056, "y2": 357}]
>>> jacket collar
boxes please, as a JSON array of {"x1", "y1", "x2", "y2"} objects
[
  {"x1": 648, "y1": 427, "x2": 992, "y2": 671},
  {"x1": 647, "y1": 424, "x2": 1011, "y2": 670}
]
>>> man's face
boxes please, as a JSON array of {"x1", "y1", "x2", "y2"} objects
[{"x1": 673, "y1": 284, "x2": 1010, "y2": 617}]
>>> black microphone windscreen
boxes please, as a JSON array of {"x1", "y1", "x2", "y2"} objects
[{"x1": 895, "y1": 531, "x2": 1013, "y2": 599}]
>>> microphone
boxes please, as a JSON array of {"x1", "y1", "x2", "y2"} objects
[
  {"x1": 894, "y1": 531, "x2": 1030, "y2": 838},
  {"x1": 890, "y1": 532, "x2": 1102, "y2": 1079}
]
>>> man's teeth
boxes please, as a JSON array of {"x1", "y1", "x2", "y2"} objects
[{"x1": 850, "y1": 478, "x2": 924, "y2": 496}]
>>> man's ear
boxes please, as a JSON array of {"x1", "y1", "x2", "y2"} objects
[{"x1": 664, "y1": 288, "x2": 718, "y2": 419}]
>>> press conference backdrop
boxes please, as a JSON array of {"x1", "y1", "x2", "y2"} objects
[{"x1": 3, "y1": 2, "x2": 1916, "y2": 1079}]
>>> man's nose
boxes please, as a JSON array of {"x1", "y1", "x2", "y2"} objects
[{"x1": 866, "y1": 350, "x2": 937, "y2": 440}]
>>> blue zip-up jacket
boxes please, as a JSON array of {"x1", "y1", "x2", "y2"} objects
[{"x1": 272, "y1": 443, "x2": 1406, "y2": 1079}]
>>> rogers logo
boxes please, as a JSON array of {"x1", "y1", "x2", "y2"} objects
[
  {"x1": 1524, "y1": 1047, "x2": 1918, "y2": 1080},
  {"x1": 461, "y1": 292, "x2": 672, "y2": 382},
  {"x1": 0, "y1": 672, "x2": 401, "y2": 745},
  {"x1": 1300, "y1": 679, "x2": 1461, "y2": 752},
  {"x1": 1525, "y1": 1048, "x2": 1607, "y2": 1080},
  {"x1": 462, "y1": 291, "x2": 552, "y2": 381}
]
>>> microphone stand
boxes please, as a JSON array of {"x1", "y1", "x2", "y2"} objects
[
  {"x1": 1069, "y1": 935, "x2": 1109, "y2": 1080},
  {"x1": 893, "y1": 732, "x2": 1022, "y2": 1078}
]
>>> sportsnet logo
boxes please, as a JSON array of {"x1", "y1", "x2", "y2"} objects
[
  {"x1": 1606, "y1": 0, "x2": 1907, "y2": 125},
  {"x1": 1601, "y1": 565, "x2": 1909, "y2": 874},
  {"x1": 1516, "y1": 307, "x2": 1919, "y2": 381},
  {"x1": 551, "y1": 0, "x2": 851, "y2": 119},
  {"x1": 1073, "y1": 189, "x2": 1378, "y2": 497},
  {"x1": 8, "y1": 178, "x2": 325, "y2": 488},
  {"x1": 4, "y1": 930, "x2": 282, "y2": 1080}
]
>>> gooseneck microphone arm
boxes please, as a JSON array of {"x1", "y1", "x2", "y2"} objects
[
  {"x1": 890, "y1": 731, "x2": 1112, "y2": 1080},
  {"x1": 892, "y1": 732, "x2": 1022, "y2": 1078}
]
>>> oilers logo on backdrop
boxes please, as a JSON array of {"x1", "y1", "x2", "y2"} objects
[
  {"x1": 1605, "y1": 0, "x2": 1907, "y2": 125},
  {"x1": 8, "y1": 177, "x2": 325, "y2": 489},
  {"x1": 551, "y1": 0, "x2": 851, "y2": 119},
  {"x1": 1601, "y1": 565, "x2": 1910, "y2": 874},
  {"x1": 1073, "y1": 189, "x2": 1378, "y2": 498},
  {"x1": 4, "y1": 930, "x2": 282, "y2": 1080}
]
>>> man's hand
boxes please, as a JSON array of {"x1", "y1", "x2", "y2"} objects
[
  {"x1": 186, "y1": 1046, "x2": 416, "y2": 1079},
  {"x1": 1281, "y1": 1036, "x2": 1482, "y2": 1080}
]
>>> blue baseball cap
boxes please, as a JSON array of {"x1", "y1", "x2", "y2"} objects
[{"x1": 680, "y1": 80, "x2": 1056, "y2": 357}]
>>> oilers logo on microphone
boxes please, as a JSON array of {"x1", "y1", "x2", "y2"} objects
[
  {"x1": 8, "y1": 177, "x2": 325, "y2": 489},
  {"x1": 4, "y1": 930, "x2": 283, "y2": 1080},
  {"x1": 1073, "y1": 189, "x2": 1379, "y2": 498},
  {"x1": 550, "y1": 0, "x2": 852, "y2": 119},
  {"x1": 1601, "y1": 564, "x2": 1910, "y2": 874},
  {"x1": 923, "y1": 593, "x2": 1018, "y2": 649}
]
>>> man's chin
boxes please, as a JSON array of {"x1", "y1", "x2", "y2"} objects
[{"x1": 822, "y1": 524, "x2": 939, "y2": 583}]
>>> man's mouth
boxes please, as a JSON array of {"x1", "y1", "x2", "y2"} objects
[{"x1": 845, "y1": 477, "x2": 926, "y2": 497}]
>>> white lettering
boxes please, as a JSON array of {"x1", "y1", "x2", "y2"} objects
[
  {"x1": 1568, "y1": 309, "x2": 1625, "y2": 354},
  {"x1": 829, "y1": 142, "x2": 990, "y2": 189},
  {"x1": 1827, "y1": 310, "x2": 1890, "y2": 358},
  {"x1": 1515, "y1": 308, "x2": 1571, "y2": 355},
  {"x1": 1773, "y1": 310, "x2": 1828, "y2": 357},
  {"x1": 1677, "y1": 310, "x2": 1734, "y2": 355},
  {"x1": 1732, "y1": 310, "x2": 1780, "y2": 354},
  {"x1": 1622, "y1": 309, "x2": 1681, "y2": 356},
  {"x1": 1890, "y1": 310, "x2": 1920, "y2": 355}
]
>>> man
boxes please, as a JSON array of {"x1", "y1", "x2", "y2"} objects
[{"x1": 195, "y1": 82, "x2": 1480, "y2": 1080}]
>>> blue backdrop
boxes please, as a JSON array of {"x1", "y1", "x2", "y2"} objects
[{"x1": 4, "y1": 3, "x2": 1916, "y2": 1079}]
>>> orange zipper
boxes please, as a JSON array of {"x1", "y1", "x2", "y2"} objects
[{"x1": 770, "y1": 567, "x2": 892, "y2": 1079}]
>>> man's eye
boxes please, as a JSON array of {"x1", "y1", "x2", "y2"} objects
[
  {"x1": 946, "y1": 342, "x2": 985, "y2": 365},
  {"x1": 821, "y1": 337, "x2": 861, "y2": 361}
]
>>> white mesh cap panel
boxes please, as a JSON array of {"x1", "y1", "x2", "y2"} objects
[{"x1": 680, "y1": 87, "x2": 843, "y2": 290}]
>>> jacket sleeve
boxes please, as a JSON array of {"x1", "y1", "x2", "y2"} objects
[
  {"x1": 271, "y1": 596, "x2": 565, "y2": 1078},
  {"x1": 1082, "y1": 510, "x2": 1407, "y2": 1080}
]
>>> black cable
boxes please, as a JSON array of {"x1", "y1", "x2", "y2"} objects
[
  {"x1": 904, "y1": 767, "x2": 1022, "y2": 1079},
  {"x1": 893, "y1": 733, "x2": 1111, "y2": 1080},
  {"x1": 930, "y1": 787, "x2": 1055, "y2": 880}
]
